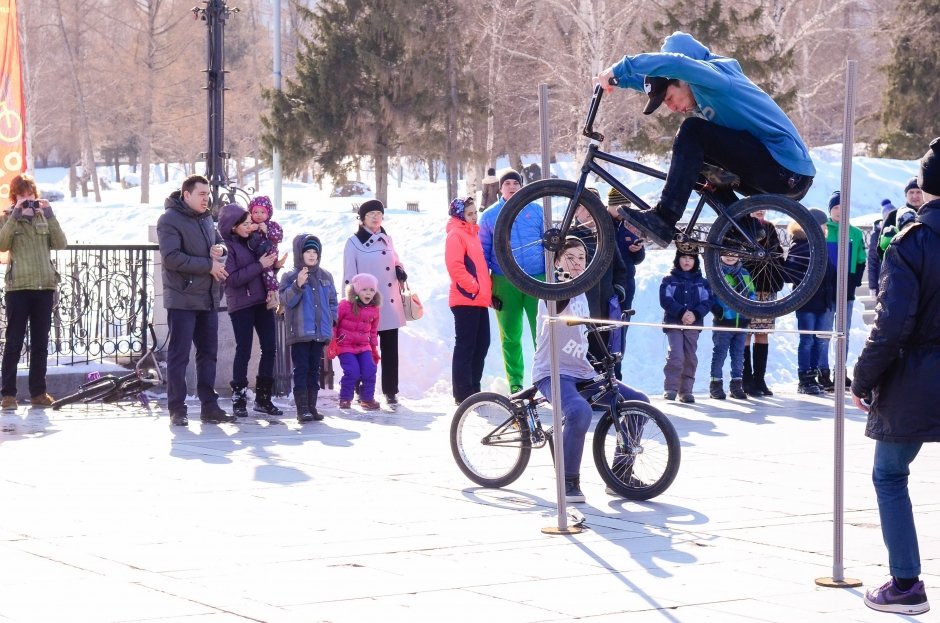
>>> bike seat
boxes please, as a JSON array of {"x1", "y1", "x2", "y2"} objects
[
  {"x1": 699, "y1": 164, "x2": 740, "y2": 189},
  {"x1": 512, "y1": 385, "x2": 540, "y2": 401}
]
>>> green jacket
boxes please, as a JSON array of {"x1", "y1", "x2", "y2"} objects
[
  {"x1": 0, "y1": 212, "x2": 68, "y2": 291},
  {"x1": 825, "y1": 218, "x2": 866, "y2": 301}
]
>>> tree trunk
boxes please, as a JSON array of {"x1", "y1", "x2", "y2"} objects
[
  {"x1": 444, "y1": 14, "x2": 459, "y2": 202},
  {"x1": 374, "y1": 143, "x2": 389, "y2": 207}
]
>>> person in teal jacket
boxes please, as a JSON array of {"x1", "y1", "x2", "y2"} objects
[
  {"x1": 594, "y1": 31, "x2": 815, "y2": 248},
  {"x1": 826, "y1": 191, "x2": 867, "y2": 380},
  {"x1": 477, "y1": 170, "x2": 545, "y2": 392}
]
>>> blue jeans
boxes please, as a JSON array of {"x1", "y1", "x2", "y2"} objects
[
  {"x1": 710, "y1": 330, "x2": 745, "y2": 379},
  {"x1": 166, "y1": 308, "x2": 219, "y2": 413},
  {"x1": 291, "y1": 340, "x2": 325, "y2": 403},
  {"x1": 535, "y1": 375, "x2": 648, "y2": 478},
  {"x1": 873, "y1": 440, "x2": 923, "y2": 578},
  {"x1": 796, "y1": 309, "x2": 833, "y2": 372}
]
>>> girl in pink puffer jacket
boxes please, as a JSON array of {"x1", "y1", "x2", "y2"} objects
[{"x1": 335, "y1": 273, "x2": 382, "y2": 410}]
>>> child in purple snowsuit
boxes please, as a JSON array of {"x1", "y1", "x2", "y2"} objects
[{"x1": 247, "y1": 195, "x2": 285, "y2": 308}]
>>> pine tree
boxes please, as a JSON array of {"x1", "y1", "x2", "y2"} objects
[
  {"x1": 876, "y1": 0, "x2": 940, "y2": 159},
  {"x1": 620, "y1": 0, "x2": 796, "y2": 156}
]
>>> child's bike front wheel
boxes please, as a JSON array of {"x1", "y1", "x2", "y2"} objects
[
  {"x1": 493, "y1": 180, "x2": 615, "y2": 301},
  {"x1": 450, "y1": 393, "x2": 532, "y2": 488}
]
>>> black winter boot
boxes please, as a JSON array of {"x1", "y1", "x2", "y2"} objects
[
  {"x1": 254, "y1": 376, "x2": 283, "y2": 416},
  {"x1": 752, "y1": 342, "x2": 773, "y2": 396},
  {"x1": 797, "y1": 370, "x2": 823, "y2": 395},
  {"x1": 817, "y1": 368, "x2": 836, "y2": 392},
  {"x1": 306, "y1": 386, "x2": 324, "y2": 421},
  {"x1": 294, "y1": 389, "x2": 315, "y2": 423},
  {"x1": 742, "y1": 345, "x2": 760, "y2": 396},
  {"x1": 709, "y1": 380, "x2": 726, "y2": 400},
  {"x1": 729, "y1": 378, "x2": 748, "y2": 400},
  {"x1": 230, "y1": 382, "x2": 248, "y2": 418}
]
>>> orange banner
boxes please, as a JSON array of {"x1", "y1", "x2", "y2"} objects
[{"x1": 0, "y1": 0, "x2": 26, "y2": 202}]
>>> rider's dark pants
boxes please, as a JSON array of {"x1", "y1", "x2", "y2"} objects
[{"x1": 659, "y1": 117, "x2": 813, "y2": 221}]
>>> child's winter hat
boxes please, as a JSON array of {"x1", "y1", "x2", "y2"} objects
[
  {"x1": 350, "y1": 273, "x2": 378, "y2": 293},
  {"x1": 358, "y1": 199, "x2": 384, "y2": 220},
  {"x1": 918, "y1": 138, "x2": 940, "y2": 196},
  {"x1": 448, "y1": 196, "x2": 474, "y2": 220},
  {"x1": 808, "y1": 207, "x2": 828, "y2": 226},
  {"x1": 607, "y1": 187, "x2": 631, "y2": 207},
  {"x1": 904, "y1": 177, "x2": 920, "y2": 195},
  {"x1": 828, "y1": 190, "x2": 841, "y2": 211},
  {"x1": 248, "y1": 195, "x2": 273, "y2": 217},
  {"x1": 499, "y1": 170, "x2": 523, "y2": 187},
  {"x1": 880, "y1": 199, "x2": 896, "y2": 219},
  {"x1": 896, "y1": 206, "x2": 917, "y2": 231},
  {"x1": 672, "y1": 247, "x2": 700, "y2": 271},
  {"x1": 302, "y1": 236, "x2": 321, "y2": 254}
]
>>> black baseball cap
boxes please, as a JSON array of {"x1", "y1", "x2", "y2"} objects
[{"x1": 642, "y1": 76, "x2": 677, "y2": 115}]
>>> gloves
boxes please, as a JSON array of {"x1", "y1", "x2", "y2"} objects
[
  {"x1": 371, "y1": 345, "x2": 381, "y2": 364},
  {"x1": 395, "y1": 266, "x2": 408, "y2": 282},
  {"x1": 10, "y1": 206, "x2": 23, "y2": 220},
  {"x1": 491, "y1": 294, "x2": 503, "y2": 311},
  {"x1": 41, "y1": 204, "x2": 55, "y2": 219}
]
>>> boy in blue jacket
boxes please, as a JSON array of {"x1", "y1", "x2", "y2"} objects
[{"x1": 594, "y1": 31, "x2": 815, "y2": 248}]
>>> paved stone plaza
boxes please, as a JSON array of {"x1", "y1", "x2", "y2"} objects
[{"x1": 0, "y1": 390, "x2": 937, "y2": 622}]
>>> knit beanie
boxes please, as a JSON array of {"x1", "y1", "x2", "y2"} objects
[
  {"x1": 487, "y1": 167, "x2": 496, "y2": 176},
  {"x1": 828, "y1": 191, "x2": 841, "y2": 211},
  {"x1": 673, "y1": 248, "x2": 700, "y2": 271},
  {"x1": 248, "y1": 195, "x2": 273, "y2": 217},
  {"x1": 918, "y1": 138, "x2": 940, "y2": 196},
  {"x1": 499, "y1": 170, "x2": 523, "y2": 188},
  {"x1": 358, "y1": 199, "x2": 385, "y2": 220},
  {"x1": 904, "y1": 177, "x2": 920, "y2": 195},
  {"x1": 808, "y1": 207, "x2": 828, "y2": 226},
  {"x1": 302, "y1": 236, "x2": 321, "y2": 255},
  {"x1": 448, "y1": 196, "x2": 473, "y2": 221},
  {"x1": 350, "y1": 273, "x2": 378, "y2": 293},
  {"x1": 880, "y1": 199, "x2": 896, "y2": 219},
  {"x1": 607, "y1": 186, "x2": 631, "y2": 207}
]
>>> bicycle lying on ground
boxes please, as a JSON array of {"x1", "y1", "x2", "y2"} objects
[
  {"x1": 493, "y1": 84, "x2": 826, "y2": 318},
  {"x1": 450, "y1": 322, "x2": 680, "y2": 500},
  {"x1": 52, "y1": 325, "x2": 165, "y2": 410}
]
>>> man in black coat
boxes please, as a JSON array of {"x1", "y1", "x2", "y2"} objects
[
  {"x1": 851, "y1": 139, "x2": 940, "y2": 616},
  {"x1": 157, "y1": 175, "x2": 232, "y2": 426}
]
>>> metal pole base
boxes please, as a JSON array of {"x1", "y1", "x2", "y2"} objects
[
  {"x1": 815, "y1": 576, "x2": 863, "y2": 588},
  {"x1": 542, "y1": 525, "x2": 583, "y2": 535}
]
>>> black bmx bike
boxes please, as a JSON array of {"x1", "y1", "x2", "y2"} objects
[
  {"x1": 493, "y1": 85, "x2": 826, "y2": 318},
  {"x1": 51, "y1": 325, "x2": 165, "y2": 410},
  {"x1": 450, "y1": 323, "x2": 680, "y2": 500}
]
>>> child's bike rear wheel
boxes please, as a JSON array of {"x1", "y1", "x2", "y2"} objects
[
  {"x1": 704, "y1": 194, "x2": 827, "y2": 318},
  {"x1": 593, "y1": 400, "x2": 680, "y2": 500},
  {"x1": 450, "y1": 392, "x2": 532, "y2": 488},
  {"x1": 493, "y1": 180, "x2": 615, "y2": 301}
]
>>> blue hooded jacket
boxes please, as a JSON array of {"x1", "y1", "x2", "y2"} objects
[
  {"x1": 478, "y1": 195, "x2": 546, "y2": 277},
  {"x1": 611, "y1": 32, "x2": 815, "y2": 178},
  {"x1": 278, "y1": 233, "x2": 338, "y2": 345}
]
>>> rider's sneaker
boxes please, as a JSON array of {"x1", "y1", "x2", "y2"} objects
[
  {"x1": 864, "y1": 578, "x2": 929, "y2": 615},
  {"x1": 616, "y1": 206, "x2": 676, "y2": 248},
  {"x1": 564, "y1": 476, "x2": 585, "y2": 503}
]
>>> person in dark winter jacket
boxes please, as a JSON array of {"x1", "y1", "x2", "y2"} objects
[
  {"x1": 219, "y1": 202, "x2": 282, "y2": 419},
  {"x1": 709, "y1": 255, "x2": 755, "y2": 400},
  {"x1": 850, "y1": 138, "x2": 940, "y2": 617},
  {"x1": 659, "y1": 248, "x2": 711, "y2": 403},
  {"x1": 280, "y1": 234, "x2": 338, "y2": 422},
  {"x1": 445, "y1": 196, "x2": 492, "y2": 404},
  {"x1": 785, "y1": 209, "x2": 837, "y2": 394},
  {"x1": 868, "y1": 179, "x2": 923, "y2": 297},
  {"x1": 156, "y1": 175, "x2": 232, "y2": 426},
  {"x1": 571, "y1": 196, "x2": 629, "y2": 367},
  {"x1": 607, "y1": 188, "x2": 646, "y2": 379}
]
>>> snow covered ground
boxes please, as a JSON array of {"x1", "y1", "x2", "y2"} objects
[{"x1": 34, "y1": 146, "x2": 921, "y2": 399}]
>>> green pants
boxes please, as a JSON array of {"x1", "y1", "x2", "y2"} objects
[{"x1": 491, "y1": 274, "x2": 541, "y2": 389}]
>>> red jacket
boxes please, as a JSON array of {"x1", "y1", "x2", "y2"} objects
[
  {"x1": 445, "y1": 217, "x2": 492, "y2": 308},
  {"x1": 335, "y1": 291, "x2": 381, "y2": 355}
]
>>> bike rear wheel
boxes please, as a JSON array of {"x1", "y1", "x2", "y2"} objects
[
  {"x1": 593, "y1": 400, "x2": 680, "y2": 500},
  {"x1": 493, "y1": 179, "x2": 614, "y2": 301},
  {"x1": 704, "y1": 194, "x2": 826, "y2": 318},
  {"x1": 51, "y1": 376, "x2": 121, "y2": 410},
  {"x1": 450, "y1": 392, "x2": 532, "y2": 488}
]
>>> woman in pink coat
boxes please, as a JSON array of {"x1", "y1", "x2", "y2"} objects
[
  {"x1": 445, "y1": 196, "x2": 493, "y2": 404},
  {"x1": 335, "y1": 273, "x2": 382, "y2": 410}
]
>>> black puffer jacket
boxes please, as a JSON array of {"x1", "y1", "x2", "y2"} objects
[
  {"x1": 157, "y1": 191, "x2": 223, "y2": 310},
  {"x1": 852, "y1": 198, "x2": 940, "y2": 442}
]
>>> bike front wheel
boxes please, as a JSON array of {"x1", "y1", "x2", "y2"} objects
[
  {"x1": 450, "y1": 392, "x2": 532, "y2": 488},
  {"x1": 704, "y1": 194, "x2": 826, "y2": 318},
  {"x1": 493, "y1": 179, "x2": 615, "y2": 301},
  {"x1": 593, "y1": 400, "x2": 680, "y2": 500}
]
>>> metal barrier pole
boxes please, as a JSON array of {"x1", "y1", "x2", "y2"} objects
[
  {"x1": 537, "y1": 82, "x2": 581, "y2": 536},
  {"x1": 816, "y1": 59, "x2": 861, "y2": 589}
]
